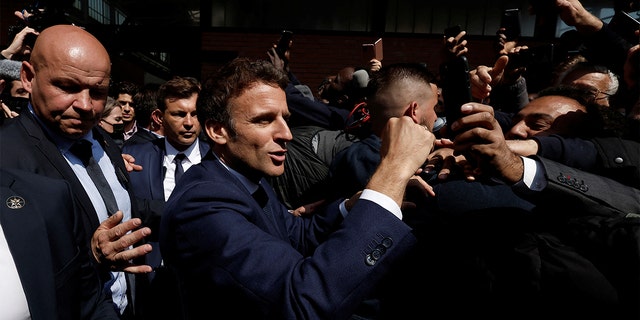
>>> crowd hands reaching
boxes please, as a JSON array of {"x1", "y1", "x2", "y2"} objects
[{"x1": 1, "y1": 0, "x2": 640, "y2": 319}]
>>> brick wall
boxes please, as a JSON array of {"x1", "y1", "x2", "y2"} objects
[{"x1": 200, "y1": 31, "x2": 501, "y2": 93}]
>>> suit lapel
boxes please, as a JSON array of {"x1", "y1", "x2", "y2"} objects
[{"x1": 19, "y1": 114, "x2": 101, "y2": 229}]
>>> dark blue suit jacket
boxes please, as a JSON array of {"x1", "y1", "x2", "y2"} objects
[
  {"x1": 160, "y1": 152, "x2": 417, "y2": 319},
  {"x1": 0, "y1": 112, "x2": 143, "y2": 245},
  {"x1": 0, "y1": 168, "x2": 117, "y2": 320},
  {"x1": 0, "y1": 111, "x2": 153, "y2": 315}
]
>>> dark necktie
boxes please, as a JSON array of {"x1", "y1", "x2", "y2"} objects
[
  {"x1": 174, "y1": 153, "x2": 186, "y2": 182},
  {"x1": 69, "y1": 139, "x2": 119, "y2": 215}
]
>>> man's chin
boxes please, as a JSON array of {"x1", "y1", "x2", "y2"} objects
[
  {"x1": 266, "y1": 166, "x2": 285, "y2": 178},
  {"x1": 60, "y1": 126, "x2": 92, "y2": 140}
]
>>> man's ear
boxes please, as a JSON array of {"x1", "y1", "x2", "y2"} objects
[
  {"x1": 151, "y1": 109, "x2": 163, "y2": 126},
  {"x1": 0, "y1": 79, "x2": 6, "y2": 94},
  {"x1": 403, "y1": 101, "x2": 419, "y2": 123},
  {"x1": 205, "y1": 120, "x2": 228, "y2": 145},
  {"x1": 20, "y1": 61, "x2": 34, "y2": 93}
]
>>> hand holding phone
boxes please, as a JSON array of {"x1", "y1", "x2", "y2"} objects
[
  {"x1": 500, "y1": 9, "x2": 521, "y2": 41},
  {"x1": 276, "y1": 30, "x2": 293, "y2": 59},
  {"x1": 362, "y1": 38, "x2": 383, "y2": 62}
]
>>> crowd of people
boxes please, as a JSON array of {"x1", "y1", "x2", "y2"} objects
[{"x1": 0, "y1": 0, "x2": 639, "y2": 319}]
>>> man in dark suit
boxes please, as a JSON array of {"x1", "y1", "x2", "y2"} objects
[
  {"x1": 121, "y1": 76, "x2": 209, "y2": 319},
  {"x1": 159, "y1": 57, "x2": 437, "y2": 319},
  {"x1": 0, "y1": 25, "x2": 154, "y2": 318},
  {"x1": 0, "y1": 168, "x2": 118, "y2": 320}
]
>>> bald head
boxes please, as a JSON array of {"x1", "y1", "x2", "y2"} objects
[
  {"x1": 31, "y1": 25, "x2": 111, "y2": 73},
  {"x1": 22, "y1": 25, "x2": 112, "y2": 139}
]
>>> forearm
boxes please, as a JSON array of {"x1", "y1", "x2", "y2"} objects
[
  {"x1": 366, "y1": 158, "x2": 414, "y2": 208},
  {"x1": 507, "y1": 139, "x2": 539, "y2": 156}
]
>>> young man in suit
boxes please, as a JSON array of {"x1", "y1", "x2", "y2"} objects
[
  {"x1": 121, "y1": 76, "x2": 209, "y2": 319},
  {"x1": 0, "y1": 168, "x2": 118, "y2": 320},
  {"x1": 0, "y1": 24, "x2": 154, "y2": 319},
  {"x1": 159, "y1": 57, "x2": 437, "y2": 319}
]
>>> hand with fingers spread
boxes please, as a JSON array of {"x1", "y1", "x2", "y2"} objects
[{"x1": 92, "y1": 211, "x2": 153, "y2": 273}]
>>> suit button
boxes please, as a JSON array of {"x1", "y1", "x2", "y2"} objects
[
  {"x1": 371, "y1": 249, "x2": 382, "y2": 259},
  {"x1": 365, "y1": 254, "x2": 376, "y2": 266},
  {"x1": 614, "y1": 157, "x2": 624, "y2": 164},
  {"x1": 381, "y1": 238, "x2": 393, "y2": 248}
]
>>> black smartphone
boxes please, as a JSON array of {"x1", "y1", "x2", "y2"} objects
[
  {"x1": 508, "y1": 44, "x2": 555, "y2": 69},
  {"x1": 276, "y1": 30, "x2": 293, "y2": 59},
  {"x1": 444, "y1": 25, "x2": 462, "y2": 39},
  {"x1": 500, "y1": 8, "x2": 521, "y2": 41},
  {"x1": 440, "y1": 55, "x2": 472, "y2": 135},
  {"x1": 608, "y1": 11, "x2": 640, "y2": 44}
]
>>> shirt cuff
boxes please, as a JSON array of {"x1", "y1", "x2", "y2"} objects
[
  {"x1": 361, "y1": 189, "x2": 403, "y2": 220},
  {"x1": 514, "y1": 156, "x2": 547, "y2": 192},
  {"x1": 339, "y1": 189, "x2": 403, "y2": 220}
]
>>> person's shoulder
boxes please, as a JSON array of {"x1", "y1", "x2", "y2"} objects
[
  {"x1": 335, "y1": 134, "x2": 380, "y2": 158},
  {"x1": 1, "y1": 167, "x2": 67, "y2": 185}
]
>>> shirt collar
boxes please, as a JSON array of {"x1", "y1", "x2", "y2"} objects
[
  {"x1": 212, "y1": 152, "x2": 259, "y2": 194},
  {"x1": 164, "y1": 138, "x2": 201, "y2": 164}
]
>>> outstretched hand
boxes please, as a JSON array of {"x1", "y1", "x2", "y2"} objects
[
  {"x1": 469, "y1": 55, "x2": 508, "y2": 101},
  {"x1": 91, "y1": 211, "x2": 153, "y2": 274}
]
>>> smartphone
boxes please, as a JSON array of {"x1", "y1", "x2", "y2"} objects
[
  {"x1": 500, "y1": 8, "x2": 521, "y2": 41},
  {"x1": 444, "y1": 25, "x2": 462, "y2": 39},
  {"x1": 276, "y1": 30, "x2": 293, "y2": 59},
  {"x1": 362, "y1": 38, "x2": 383, "y2": 62},
  {"x1": 608, "y1": 11, "x2": 640, "y2": 44},
  {"x1": 440, "y1": 55, "x2": 472, "y2": 135},
  {"x1": 508, "y1": 44, "x2": 555, "y2": 69}
]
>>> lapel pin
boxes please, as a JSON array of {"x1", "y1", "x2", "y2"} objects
[{"x1": 6, "y1": 196, "x2": 25, "y2": 209}]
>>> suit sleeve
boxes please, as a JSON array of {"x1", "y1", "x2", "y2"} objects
[
  {"x1": 161, "y1": 179, "x2": 416, "y2": 319},
  {"x1": 533, "y1": 156, "x2": 640, "y2": 217}
]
